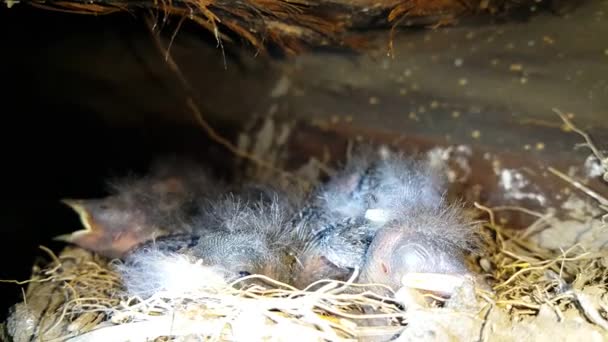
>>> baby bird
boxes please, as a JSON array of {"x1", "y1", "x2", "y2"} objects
[
  {"x1": 295, "y1": 148, "x2": 479, "y2": 294},
  {"x1": 291, "y1": 152, "x2": 383, "y2": 285},
  {"x1": 116, "y1": 187, "x2": 309, "y2": 298},
  {"x1": 352, "y1": 151, "x2": 479, "y2": 296},
  {"x1": 359, "y1": 202, "x2": 478, "y2": 295},
  {"x1": 59, "y1": 158, "x2": 223, "y2": 258},
  {"x1": 301, "y1": 148, "x2": 445, "y2": 231}
]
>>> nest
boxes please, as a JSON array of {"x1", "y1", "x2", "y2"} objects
[
  {"x1": 3, "y1": 212, "x2": 608, "y2": 341},
  {"x1": 15, "y1": 0, "x2": 555, "y2": 55},
  {"x1": 3, "y1": 247, "x2": 408, "y2": 341},
  {"x1": 2, "y1": 112, "x2": 608, "y2": 342}
]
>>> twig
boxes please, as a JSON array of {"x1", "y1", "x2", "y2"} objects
[
  {"x1": 474, "y1": 202, "x2": 496, "y2": 227},
  {"x1": 548, "y1": 167, "x2": 608, "y2": 207},
  {"x1": 229, "y1": 273, "x2": 298, "y2": 291},
  {"x1": 553, "y1": 108, "x2": 608, "y2": 223},
  {"x1": 0, "y1": 274, "x2": 66, "y2": 285},
  {"x1": 143, "y1": 16, "x2": 308, "y2": 187},
  {"x1": 554, "y1": 108, "x2": 607, "y2": 174},
  {"x1": 490, "y1": 206, "x2": 548, "y2": 219},
  {"x1": 39, "y1": 245, "x2": 63, "y2": 267},
  {"x1": 65, "y1": 315, "x2": 227, "y2": 342},
  {"x1": 476, "y1": 302, "x2": 492, "y2": 342}
]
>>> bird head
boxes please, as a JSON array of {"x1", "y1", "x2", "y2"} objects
[
  {"x1": 362, "y1": 225, "x2": 470, "y2": 298},
  {"x1": 57, "y1": 197, "x2": 152, "y2": 258}
]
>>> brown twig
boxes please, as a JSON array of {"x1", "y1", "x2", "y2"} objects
[
  {"x1": 554, "y1": 108, "x2": 607, "y2": 176},
  {"x1": 144, "y1": 16, "x2": 309, "y2": 187},
  {"x1": 547, "y1": 167, "x2": 608, "y2": 207}
]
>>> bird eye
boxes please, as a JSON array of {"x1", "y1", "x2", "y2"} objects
[{"x1": 238, "y1": 271, "x2": 251, "y2": 277}]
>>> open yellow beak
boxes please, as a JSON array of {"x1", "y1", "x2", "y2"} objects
[{"x1": 54, "y1": 198, "x2": 95, "y2": 242}]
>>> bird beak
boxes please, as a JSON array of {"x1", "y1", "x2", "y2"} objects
[
  {"x1": 55, "y1": 198, "x2": 95, "y2": 242},
  {"x1": 401, "y1": 272, "x2": 467, "y2": 297}
]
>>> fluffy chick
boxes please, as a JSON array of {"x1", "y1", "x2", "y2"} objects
[
  {"x1": 360, "y1": 202, "x2": 479, "y2": 293},
  {"x1": 291, "y1": 152, "x2": 382, "y2": 287},
  {"x1": 116, "y1": 188, "x2": 309, "y2": 298},
  {"x1": 351, "y1": 151, "x2": 479, "y2": 294},
  {"x1": 59, "y1": 158, "x2": 223, "y2": 258},
  {"x1": 295, "y1": 148, "x2": 478, "y2": 290},
  {"x1": 301, "y1": 148, "x2": 445, "y2": 232}
]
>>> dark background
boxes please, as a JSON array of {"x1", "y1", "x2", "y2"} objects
[{"x1": 0, "y1": 7, "x2": 237, "y2": 318}]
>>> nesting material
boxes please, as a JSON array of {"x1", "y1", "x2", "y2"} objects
[
  {"x1": 4, "y1": 248, "x2": 408, "y2": 341},
  {"x1": 3, "y1": 247, "x2": 123, "y2": 342},
  {"x1": 4, "y1": 201, "x2": 608, "y2": 341},
  {"x1": 3, "y1": 113, "x2": 608, "y2": 341},
  {"x1": 16, "y1": 0, "x2": 557, "y2": 54}
]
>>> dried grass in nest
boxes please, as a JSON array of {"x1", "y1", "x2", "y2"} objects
[
  {"x1": 468, "y1": 111, "x2": 608, "y2": 338},
  {"x1": 2, "y1": 247, "x2": 124, "y2": 341},
  {"x1": 5, "y1": 248, "x2": 411, "y2": 342},
  {"x1": 6, "y1": 204, "x2": 607, "y2": 342},
  {"x1": 475, "y1": 207, "x2": 608, "y2": 323},
  {"x1": 462, "y1": 206, "x2": 608, "y2": 341}
]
